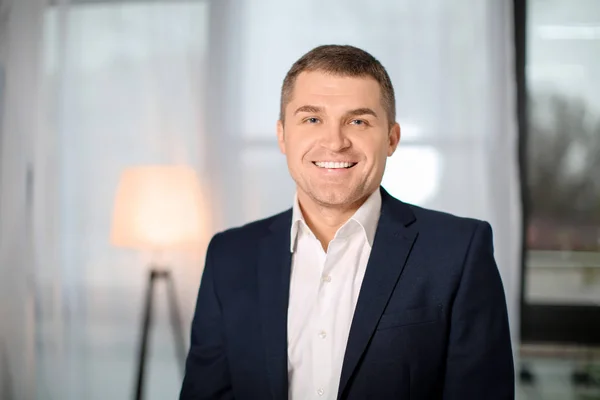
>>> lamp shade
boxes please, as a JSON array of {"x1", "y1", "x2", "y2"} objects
[{"x1": 110, "y1": 165, "x2": 204, "y2": 251}]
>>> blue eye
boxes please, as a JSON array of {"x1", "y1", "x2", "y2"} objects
[
  {"x1": 305, "y1": 117, "x2": 320, "y2": 124},
  {"x1": 351, "y1": 119, "x2": 366, "y2": 125}
]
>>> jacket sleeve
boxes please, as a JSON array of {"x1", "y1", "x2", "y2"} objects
[
  {"x1": 442, "y1": 221, "x2": 515, "y2": 399},
  {"x1": 180, "y1": 234, "x2": 234, "y2": 400}
]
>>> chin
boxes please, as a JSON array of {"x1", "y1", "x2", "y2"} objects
[{"x1": 310, "y1": 188, "x2": 361, "y2": 207}]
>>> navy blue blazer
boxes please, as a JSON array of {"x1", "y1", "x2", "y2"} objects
[{"x1": 180, "y1": 187, "x2": 514, "y2": 399}]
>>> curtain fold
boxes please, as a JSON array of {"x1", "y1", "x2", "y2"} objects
[
  {"x1": 482, "y1": 0, "x2": 522, "y2": 362},
  {"x1": 0, "y1": 0, "x2": 47, "y2": 399}
]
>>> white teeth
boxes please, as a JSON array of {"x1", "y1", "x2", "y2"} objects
[{"x1": 315, "y1": 161, "x2": 356, "y2": 169}]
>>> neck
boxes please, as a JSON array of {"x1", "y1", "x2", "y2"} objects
[{"x1": 297, "y1": 191, "x2": 369, "y2": 250}]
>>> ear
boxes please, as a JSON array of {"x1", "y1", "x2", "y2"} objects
[
  {"x1": 387, "y1": 122, "x2": 401, "y2": 157},
  {"x1": 276, "y1": 120, "x2": 286, "y2": 155}
]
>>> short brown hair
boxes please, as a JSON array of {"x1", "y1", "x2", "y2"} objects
[{"x1": 280, "y1": 44, "x2": 396, "y2": 127}]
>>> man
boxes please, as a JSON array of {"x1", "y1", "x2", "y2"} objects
[{"x1": 180, "y1": 45, "x2": 514, "y2": 399}]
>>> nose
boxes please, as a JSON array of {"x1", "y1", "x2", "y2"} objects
[{"x1": 319, "y1": 124, "x2": 351, "y2": 152}]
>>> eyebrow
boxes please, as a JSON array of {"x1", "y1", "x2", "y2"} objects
[
  {"x1": 344, "y1": 108, "x2": 378, "y2": 119},
  {"x1": 293, "y1": 105, "x2": 379, "y2": 119},
  {"x1": 294, "y1": 105, "x2": 324, "y2": 115}
]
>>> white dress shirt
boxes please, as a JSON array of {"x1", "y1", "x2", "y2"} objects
[{"x1": 287, "y1": 189, "x2": 382, "y2": 400}]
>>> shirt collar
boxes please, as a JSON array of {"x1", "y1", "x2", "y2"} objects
[{"x1": 290, "y1": 188, "x2": 382, "y2": 253}]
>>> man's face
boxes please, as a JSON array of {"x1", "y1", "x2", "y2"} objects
[{"x1": 277, "y1": 70, "x2": 400, "y2": 209}]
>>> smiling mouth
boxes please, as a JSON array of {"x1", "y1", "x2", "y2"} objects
[{"x1": 313, "y1": 161, "x2": 357, "y2": 169}]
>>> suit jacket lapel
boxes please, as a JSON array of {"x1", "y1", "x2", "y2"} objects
[
  {"x1": 338, "y1": 188, "x2": 418, "y2": 398},
  {"x1": 257, "y1": 210, "x2": 293, "y2": 400}
]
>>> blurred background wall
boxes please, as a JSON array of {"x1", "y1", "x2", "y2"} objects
[{"x1": 0, "y1": 0, "x2": 598, "y2": 399}]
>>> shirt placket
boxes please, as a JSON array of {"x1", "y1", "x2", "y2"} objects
[{"x1": 312, "y1": 239, "x2": 335, "y2": 399}]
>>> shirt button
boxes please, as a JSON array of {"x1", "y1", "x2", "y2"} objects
[
  {"x1": 322, "y1": 275, "x2": 331, "y2": 283},
  {"x1": 317, "y1": 388, "x2": 324, "y2": 396},
  {"x1": 318, "y1": 330, "x2": 327, "y2": 339}
]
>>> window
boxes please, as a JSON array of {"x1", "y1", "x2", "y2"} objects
[{"x1": 521, "y1": 0, "x2": 600, "y2": 344}]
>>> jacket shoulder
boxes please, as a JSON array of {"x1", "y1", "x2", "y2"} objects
[
  {"x1": 407, "y1": 203, "x2": 491, "y2": 238},
  {"x1": 209, "y1": 208, "x2": 292, "y2": 251}
]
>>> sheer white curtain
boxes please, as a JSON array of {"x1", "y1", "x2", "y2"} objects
[
  {"x1": 40, "y1": 1, "x2": 211, "y2": 399},
  {"x1": 209, "y1": 0, "x2": 522, "y2": 354},
  {"x1": 0, "y1": 0, "x2": 46, "y2": 399},
  {"x1": 2, "y1": 1, "x2": 213, "y2": 398}
]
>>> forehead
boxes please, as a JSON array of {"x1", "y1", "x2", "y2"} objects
[{"x1": 289, "y1": 71, "x2": 383, "y2": 109}]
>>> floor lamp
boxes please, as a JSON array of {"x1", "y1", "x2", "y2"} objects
[{"x1": 110, "y1": 165, "x2": 205, "y2": 400}]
